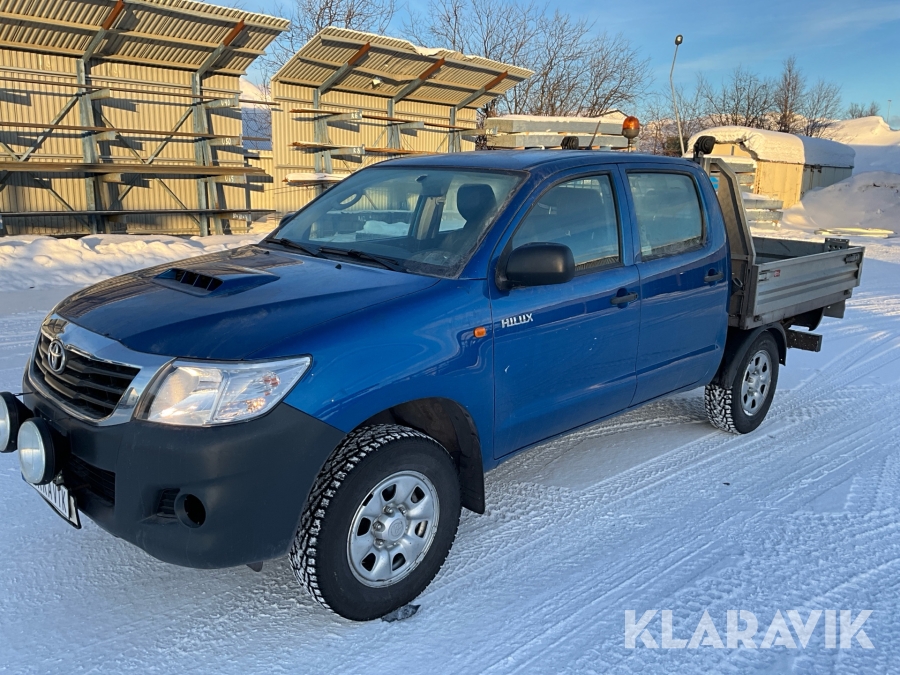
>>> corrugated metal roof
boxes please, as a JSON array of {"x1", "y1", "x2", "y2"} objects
[
  {"x1": 0, "y1": 0, "x2": 288, "y2": 74},
  {"x1": 273, "y1": 27, "x2": 533, "y2": 109}
]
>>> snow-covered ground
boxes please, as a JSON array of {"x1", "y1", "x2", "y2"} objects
[
  {"x1": 3, "y1": 232, "x2": 899, "y2": 674},
  {"x1": 2, "y1": 135, "x2": 899, "y2": 672},
  {"x1": 781, "y1": 172, "x2": 900, "y2": 237}
]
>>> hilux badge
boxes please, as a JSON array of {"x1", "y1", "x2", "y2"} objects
[{"x1": 500, "y1": 313, "x2": 533, "y2": 329}]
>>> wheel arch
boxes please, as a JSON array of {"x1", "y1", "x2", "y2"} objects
[
  {"x1": 713, "y1": 323, "x2": 786, "y2": 388},
  {"x1": 359, "y1": 397, "x2": 485, "y2": 514}
]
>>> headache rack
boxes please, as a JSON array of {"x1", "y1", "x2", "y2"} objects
[{"x1": 693, "y1": 141, "x2": 865, "y2": 332}]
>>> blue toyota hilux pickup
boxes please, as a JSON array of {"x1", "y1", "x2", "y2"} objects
[{"x1": 1, "y1": 139, "x2": 864, "y2": 620}]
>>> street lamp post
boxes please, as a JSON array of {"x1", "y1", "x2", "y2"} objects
[
  {"x1": 670, "y1": 35, "x2": 685, "y2": 156},
  {"x1": 888, "y1": 99, "x2": 893, "y2": 128}
]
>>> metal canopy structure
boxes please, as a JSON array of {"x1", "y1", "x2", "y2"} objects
[
  {"x1": 273, "y1": 27, "x2": 532, "y2": 110},
  {"x1": 268, "y1": 28, "x2": 533, "y2": 211},
  {"x1": 0, "y1": 0, "x2": 288, "y2": 75},
  {"x1": 0, "y1": 0, "x2": 287, "y2": 236}
]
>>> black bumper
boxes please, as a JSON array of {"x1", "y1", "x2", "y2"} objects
[{"x1": 22, "y1": 377, "x2": 345, "y2": 569}]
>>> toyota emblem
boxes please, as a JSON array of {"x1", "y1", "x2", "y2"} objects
[{"x1": 47, "y1": 339, "x2": 67, "y2": 374}]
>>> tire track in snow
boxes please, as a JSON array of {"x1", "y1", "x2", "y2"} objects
[
  {"x1": 475, "y1": 389, "x2": 900, "y2": 673},
  {"x1": 419, "y1": 326, "x2": 900, "y2": 671}
]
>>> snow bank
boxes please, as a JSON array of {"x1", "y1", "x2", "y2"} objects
[
  {"x1": 780, "y1": 172, "x2": 900, "y2": 237},
  {"x1": 0, "y1": 234, "x2": 264, "y2": 292},
  {"x1": 687, "y1": 126, "x2": 855, "y2": 167},
  {"x1": 828, "y1": 117, "x2": 900, "y2": 174}
]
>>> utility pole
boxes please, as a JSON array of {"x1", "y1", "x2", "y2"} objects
[
  {"x1": 888, "y1": 99, "x2": 893, "y2": 128},
  {"x1": 670, "y1": 35, "x2": 685, "y2": 156}
]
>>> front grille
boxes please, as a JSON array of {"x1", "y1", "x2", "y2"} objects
[
  {"x1": 33, "y1": 333, "x2": 140, "y2": 420},
  {"x1": 65, "y1": 455, "x2": 116, "y2": 505}
]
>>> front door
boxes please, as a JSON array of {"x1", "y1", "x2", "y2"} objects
[{"x1": 491, "y1": 173, "x2": 641, "y2": 458}]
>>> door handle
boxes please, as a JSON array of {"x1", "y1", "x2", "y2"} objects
[
  {"x1": 610, "y1": 292, "x2": 638, "y2": 306},
  {"x1": 704, "y1": 270, "x2": 725, "y2": 284}
]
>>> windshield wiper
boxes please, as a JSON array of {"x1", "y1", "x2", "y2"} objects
[
  {"x1": 316, "y1": 246, "x2": 406, "y2": 272},
  {"x1": 266, "y1": 238, "x2": 324, "y2": 258}
]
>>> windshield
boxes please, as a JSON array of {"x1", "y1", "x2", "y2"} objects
[{"x1": 270, "y1": 167, "x2": 524, "y2": 277}]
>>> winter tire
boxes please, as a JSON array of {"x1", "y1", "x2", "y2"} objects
[
  {"x1": 290, "y1": 424, "x2": 461, "y2": 621},
  {"x1": 705, "y1": 332, "x2": 779, "y2": 434}
]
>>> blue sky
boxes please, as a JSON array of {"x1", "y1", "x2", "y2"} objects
[{"x1": 243, "y1": 0, "x2": 900, "y2": 123}]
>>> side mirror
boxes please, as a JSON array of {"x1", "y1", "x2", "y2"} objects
[{"x1": 503, "y1": 242, "x2": 575, "y2": 288}]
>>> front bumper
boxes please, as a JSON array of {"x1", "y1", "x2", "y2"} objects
[{"x1": 22, "y1": 376, "x2": 345, "y2": 569}]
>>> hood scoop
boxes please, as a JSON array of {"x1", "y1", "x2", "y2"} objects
[{"x1": 153, "y1": 263, "x2": 280, "y2": 297}]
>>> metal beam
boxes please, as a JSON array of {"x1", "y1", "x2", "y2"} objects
[
  {"x1": 195, "y1": 21, "x2": 244, "y2": 79},
  {"x1": 452, "y1": 71, "x2": 507, "y2": 112},
  {"x1": 0, "y1": 141, "x2": 19, "y2": 161},
  {"x1": 0, "y1": 162, "x2": 264, "y2": 175},
  {"x1": 222, "y1": 20, "x2": 246, "y2": 47},
  {"x1": 17, "y1": 95, "x2": 81, "y2": 163},
  {"x1": 0, "y1": 208, "x2": 273, "y2": 217},
  {"x1": 0, "y1": 120, "x2": 239, "y2": 139},
  {"x1": 192, "y1": 72, "x2": 214, "y2": 235},
  {"x1": 76, "y1": 60, "x2": 103, "y2": 234},
  {"x1": 0, "y1": 75, "x2": 264, "y2": 105},
  {"x1": 391, "y1": 58, "x2": 445, "y2": 105},
  {"x1": 82, "y1": 0, "x2": 125, "y2": 61},
  {"x1": 316, "y1": 42, "x2": 371, "y2": 98}
]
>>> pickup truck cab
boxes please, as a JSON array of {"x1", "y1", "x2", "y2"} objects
[{"x1": 1, "y1": 146, "x2": 864, "y2": 621}]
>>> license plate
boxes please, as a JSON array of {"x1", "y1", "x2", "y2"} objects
[{"x1": 27, "y1": 478, "x2": 81, "y2": 529}]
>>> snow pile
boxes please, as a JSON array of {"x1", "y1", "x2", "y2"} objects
[
  {"x1": 780, "y1": 172, "x2": 900, "y2": 237},
  {"x1": 828, "y1": 117, "x2": 900, "y2": 174},
  {"x1": 0, "y1": 234, "x2": 264, "y2": 291},
  {"x1": 687, "y1": 126, "x2": 855, "y2": 167}
]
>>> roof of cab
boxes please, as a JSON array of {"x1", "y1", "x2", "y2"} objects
[{"x1": 382, "y1": 150, "x2": 698, "y2": 172}]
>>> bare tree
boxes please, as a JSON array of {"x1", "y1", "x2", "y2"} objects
[
  {"x1": 699, "y1": 66, "x2": 775, "y2": 129},
  {"x1": 260, "y1": 0, "x2": 396, "y2": 76},
  {"x1": 772, "y1": 56, "x2": 806, "y2": 134},
  {"x1": 407, "y1": 0, "x2": 545, "y2": 117},
  {"x1": 846, "y1": 101, "x2": 881, "y2": 118},
  {"x1": 800, "y1": 79, "x2": 842, "y2": 137},
  {"x1": 639, "y1": 84, "x2": 708, "y2": 156},
  {"x1": 406, "y1": 0, "x2": 650, "y2": 119}
]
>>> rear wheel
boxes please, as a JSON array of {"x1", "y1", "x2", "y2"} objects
[
  {"x1": 705, "y1": 332, "x2": 780, "y2": 434},
  {"x1": 290, "y1": 424, "x2": 461, "y2": 621}
]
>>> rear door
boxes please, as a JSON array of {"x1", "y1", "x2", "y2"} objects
[
  {"x1": 622, "y1": 166, "x2": 729, "y2": 405},
  {"x1": 491, "y1": 171, "x2": 640, "y2": 458}
]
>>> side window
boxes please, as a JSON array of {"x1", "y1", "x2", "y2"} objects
[
  {"x1": 511, "y1": 175, "x2": 620, "y2": 270},
  {"x1": 627, "y1": 172, "x2": 704, "y2": 259}
]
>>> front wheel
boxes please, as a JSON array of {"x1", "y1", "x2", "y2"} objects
[
  {"x1": 290, "y1": 424, "x2": 461, "y2": 621},
  {"x1": 705, "y1": 332, "x2": 780, "y2": 434}
]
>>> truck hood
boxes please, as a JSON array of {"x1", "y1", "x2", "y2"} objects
[{"x1": 55, "y1": 245, "x2": 440, "y2": 360}]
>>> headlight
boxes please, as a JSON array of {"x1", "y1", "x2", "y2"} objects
[{"x1": 137, "y1": 356, "x2": 311, "y2": 426}]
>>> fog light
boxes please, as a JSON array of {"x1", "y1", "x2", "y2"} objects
[
  {"x1": 176, "y1": 493, "x2": 207, "y2": 528},
  {"x1": 18, "y1": 418, "x2": 56, "y2": 485},
  {"x1": 1, "y1": 392, "x2": 29, "y2": 453}
]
